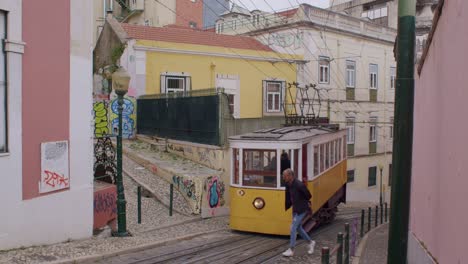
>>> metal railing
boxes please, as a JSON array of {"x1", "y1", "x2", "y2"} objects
[{"x1": 322, "y1": 203, "x2": 389, "y2": 264}]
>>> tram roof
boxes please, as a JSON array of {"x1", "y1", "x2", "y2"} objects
[{"x1": 229, "y1": 125, "x2": 341, "y2": 142}]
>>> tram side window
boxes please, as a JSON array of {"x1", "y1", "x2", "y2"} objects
[
  {"x1": 319, "y1": 144, "x2": 324, "y2": 173},
  {"x1": 343, "y1": 136, "x2": 347, "y2": 159},
  {"x1": 338, "y1": 139, "x2": 342, "y2": 162},
  {"x1": 325, "y1": 142, "x2": 330, "y2": 170},
  {"x1": 243, "y1": 149, "x2": 277, "y2": 188},
  {"x1": 280, "y1": 149, "x2": 293, "y2": 187},
  {"x1": 330, "y1": 141, "x2": 335, "y2": 166},
  {"x1": 314, "y1": 146, "x2": 319, "y2": 176},
  {"x1": 233, "y1": 148, "x2": 239, "y2": 184},
  {"x1": 335, "y1": 140, "x2": 339, "y2": 164}
]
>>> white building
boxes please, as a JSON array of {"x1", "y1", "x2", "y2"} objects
[
  {"x1": 216, "y1": 3, "x2": 397, "y2": 202},
  {"x1": 329, "y1": 0, "x2": 399, "y2": 29},
  {"x1": 0, "y1": 0, "x2": 94, "y2": 250}
]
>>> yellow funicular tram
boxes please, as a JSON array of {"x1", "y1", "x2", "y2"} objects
[{"x1": 229, "y1": 125, "x2": 347, "y2": 235}]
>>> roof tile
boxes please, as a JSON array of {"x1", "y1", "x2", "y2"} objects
[{"x1": 121, "y1": 23, "x2": 273, "y2": 52}]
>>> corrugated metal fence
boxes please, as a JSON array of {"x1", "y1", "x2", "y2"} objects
[{"x1": 137, "y1": 89, "x2": 227, "y2": 146}]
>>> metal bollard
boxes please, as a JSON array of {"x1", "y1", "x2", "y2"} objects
[
  {"x1": 368, "y1": 207, "x2": 371, "y2": 232},
  {"x1": 385, "y1": 203, "x2": 388, "y2": 222},
  {"x1": 380, "y1": 204, "x2": 383, "y2": 224},
  {"x1": 337, "y1": 233, "x2": 343, "y2": 264},
  {"x1": 345, "y1": 223, "x2": 350, "y2": 264},
  {"x1": 137, "y1": 186, "x2": 142, "y2": 224},
  {"x1": 375, "y1": 206, "x2": 378, "y2": 227},
  {"x1": 169, "y1": 183, "x2": 173, "y2": 216},
  {"x1": 322, "y1": 247, "x2": 330, "y2": 264},
  {"x1": 360, "y1": 209, "x2": 365, "y2": 238}
]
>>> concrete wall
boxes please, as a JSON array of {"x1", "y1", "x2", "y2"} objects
[
  {"x1": 93, "y1": 16, "x2": 126, "y2": 72},
  {"x1": 0, "y1": 0, "x2": 93, "y2": 250},
  {"x1": 410, "y1": 1, "x2": 468, "y2": 263},
  {"x1": 0, "y1": 0, "x2": 24, "y2": 249}
]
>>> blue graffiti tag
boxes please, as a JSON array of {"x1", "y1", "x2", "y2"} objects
[
  {"x1": 111, "y1": 98, "x2": 135, "y2": 138},
  {"x1": 209, "y1": 180, "x2": 219, "y2": 208}
]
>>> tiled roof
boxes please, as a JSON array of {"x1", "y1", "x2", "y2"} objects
[
  {"x1": 277, "y1": 8, "x2": 298, "y2": 18},
  {"x1": 121, "y1": 23, "x2": 273, "y2": 52}
]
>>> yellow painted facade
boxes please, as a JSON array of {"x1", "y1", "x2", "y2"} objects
[{"x1": 137, "y1": 40, "x2": 300, "y2": 119}]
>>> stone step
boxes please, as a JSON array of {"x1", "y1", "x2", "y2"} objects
[{"x1": 122, "y1": 139, "x2": 227, "y2": 217}]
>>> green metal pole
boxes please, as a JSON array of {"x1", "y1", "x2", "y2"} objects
[
  {"x1": 368, "y1": 207, "x2": 371, "y2": 233},
  {"x1": 344, "y1": 223, "x2": 350, "y2": 264},
  {"x1": 380, "y1": 204, "x2": 383, "y2": 224},
  {"x1": 137, "y1": 186, "x2": 142, "y2": 224},
  {"x1": 380, "y1": 167, "x2": 383, "y2": 206},
  {"x1": 385, "y1": 203, "x2": 388, "y2": 222},
  {"x1": 322, "y1": 247, "x2": 330, "y2": 264},
  {"x1": 387, "y1": 1, "x2": 416, "y2": 263},
  {"x1": 115, "y1": 92, "x2": 128, "y2": 237},
  {"x1": 375, "y1": 206, "x2": 378, "y2": 227},
  {"x1": 337, "y1": 233, "x2": 343, "y2": 264},
  {"x1": 360, "y1": 209, "x2": 365, "y2": 238},
  {"x1": 169, "y1": 183, "x2": 174, "y2": 216}
]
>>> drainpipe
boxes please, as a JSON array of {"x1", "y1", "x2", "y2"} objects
[{"x1": 387, "y1": 0, "x2": 416, "y2": 263}]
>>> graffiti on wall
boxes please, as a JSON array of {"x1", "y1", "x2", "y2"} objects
[
  {"x1": 94, "y1": 101, "x2": 110, "y2": 137},
  {"x1": 40, "y1": 141, "x2": 70, "y2": 193},
  {"x1": 204, "y1": 176, "x2": 225, "y2": 217},
  {"x1": 94, "y1": 137, "x2": 117, "y2": 184},
  {"x1": 268, "y1": 31, "x2": 303, "y2": 49},
  {"x1": 198, "y1": 149, "x2": 215, "y2": 169},
  {"x1": 173, "y1": 175, "x2": 201, "y2": 213},
  {"x1": 167, "y1": 142, "x2": 222, "y2": 171},
  {"x1": 173, "y1": 175, "x2": 197, "y2": 201},
  {"x1": 110, "y1": 97, "x2": 136, "y2": 139},
  {"x1": 205, "y1": 176, "x2": 225, "y2": 208},
  {"x1": 93, "y1": 184, "x2": 117, "y2": 230},
  {"x1": 94, "y1": 192, "x2": 117, "y2": 215}
]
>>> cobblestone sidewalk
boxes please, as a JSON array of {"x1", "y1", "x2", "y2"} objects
[{"x1": 0, "y1": 155, "x2": 227, "y2": 264}]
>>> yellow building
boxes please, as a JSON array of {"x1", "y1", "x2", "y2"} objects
[{"x1": 114, "y1": 22, "x2": 302, "y2": 120}]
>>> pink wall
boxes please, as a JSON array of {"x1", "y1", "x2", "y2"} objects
[
  {"x1": 22, "y1": 0, "x2": 70, "y2": 200},
  {"x1": 411, "y1": 0, "x2": 468, "y2": 263}
]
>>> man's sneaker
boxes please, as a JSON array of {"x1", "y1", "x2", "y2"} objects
[
  {"x1": 308, "y1": 240, "x2": 316, "y2": 254},
  {"x1": 282, "y1": 248, "x2": 294, "y2": 257}
]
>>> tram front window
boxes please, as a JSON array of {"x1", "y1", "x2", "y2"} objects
[{"x1": 243, "y1": 149, "x2": 277, "y2": 188}]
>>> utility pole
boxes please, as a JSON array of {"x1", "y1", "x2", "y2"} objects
[{"x1": 387, "y1": 0, "x2": 416, "y2": 263}]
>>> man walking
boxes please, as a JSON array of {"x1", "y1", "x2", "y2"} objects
[{"x1": 282, "y1": 168, "x2": 315, "y2": 257}]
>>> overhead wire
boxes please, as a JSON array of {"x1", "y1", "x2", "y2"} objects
[{"x1": 150, "y1": 0, "x2": 277, "y2": 78}]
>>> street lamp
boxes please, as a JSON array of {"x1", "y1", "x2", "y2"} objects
[
  {"x1": 112, "y1": 67, "x2": 130, "y2": 237},
  {"x1": 378, "y1": 164, "x2": 383, "y2": 206}
]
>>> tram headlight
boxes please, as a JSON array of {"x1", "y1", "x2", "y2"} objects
[{"x1": 253, "y1": 197, "x2": 265, "y2": 210}]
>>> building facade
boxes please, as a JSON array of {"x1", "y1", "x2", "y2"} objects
[
  {"x1": 410, "y1": 1, "x2": 467, "y2": 263},
  {"x1": 93, "y1": 0, "x2": 231, "y2": 46},
  {"x1": 0, "y1": 0, "x2": 94, "y2": 250},
  {"x1": 203, "y1": 0, "x2": 229, "y2": 29},
  {"x1": 93, "y1": 0, "x2": 204, "y2": 45},
  {"x1": 415, "y1": 0, "x2": 438, "y2": 62},
  {"x1": 329, "y1": 0, "x2": 398, "y2": 29},
  {"x1": 96, "y1": 19, "x2": 300, "y2": 119},
  {"x1": 216, "y1": 4, "x2": 396, "y2": 202}
]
